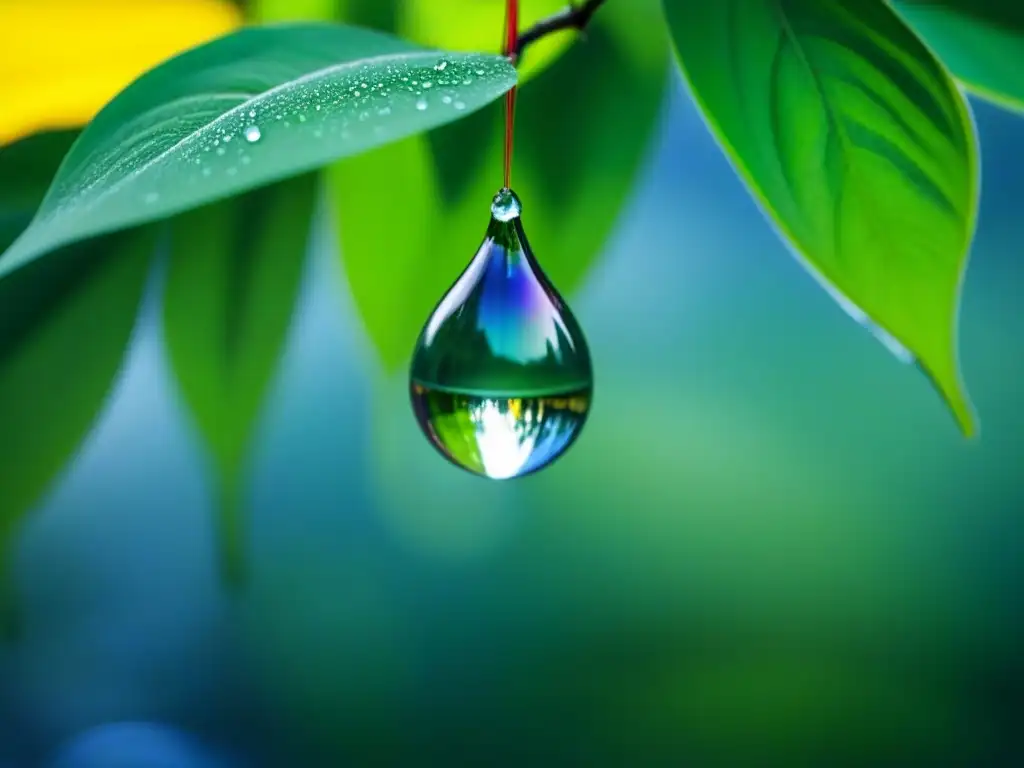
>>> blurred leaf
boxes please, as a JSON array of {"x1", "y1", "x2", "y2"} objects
[
  {"x1": 0, "y1": 0, "x2": 241, "y2": 147},
  {"x1": 894, "y1": 2, "x2": 1024, "y2": 111},
  {"x1": 663, "y1": 0, "x2": 979, "y2": 435},
  {"x1": 0, "y1": 227, "x2": 156, "y2": 634},
  {"x1": 399, "y1": 0, "x2": 573, "y2": 83},
  {"x1": 249, "y1": 0, "x2": 342, "y2": 21},
  {"x1": 0, "y1": 24, "x2": 517, "y2": 283},
  {"x1": 0, "y1": 131, "x2": 79, "y2": 253},
  {"x1": 164, "y1": 174, "x2": 317, "y2": 584},
  {"x1": 895, "y1": 0, "x2": 1024, "y2": 31},
  {"x1": 332, "y1": 0, "x2": 668, "y2": 369}
]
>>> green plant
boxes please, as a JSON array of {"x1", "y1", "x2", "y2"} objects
[{"x1": 0, "y1": 0, "x2": 1020, "y2": 591}]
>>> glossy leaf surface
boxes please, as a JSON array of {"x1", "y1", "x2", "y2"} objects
[
  {"x1": 0, "y1": 23, "x2": 516, "y2": 280},
  {"x1": 0, "y1": 131, "x2": 78, "y2": 253},
  {"x1": 664, "y1": 0, "x2": 979, "y2": 434}
]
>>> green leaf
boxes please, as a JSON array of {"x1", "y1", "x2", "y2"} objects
[
  {"x1": 164, "y1": 174, "x2": 317, "y2": 584},
  {"x1": 0, "y1": 227, "x2": 155, "y2": 634},
  {"x1": 893, "y1": 2, "x2": 1024, "y2": 111},
  {"x1": 0, "y1": 23, "x2": 516, "y2": 281},
  {"x1": 332, "y1": 0, "x2": 668, "y2": 369},
  {"x1": 663, "y1": 0, "x2": 979, "y2": 435},
  {"x1": 0, "y1": 131, "x2": 79, "y2": 253},
  {"x1": 250, "y1": 0, "x2": 342, "y2": 22},
  {"x1": 895, "y1": 0, "x2": 1024, "y2": 32}
]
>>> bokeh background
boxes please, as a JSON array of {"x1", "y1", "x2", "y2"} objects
[{"x1": 1, "y1": 1, "x2": 1023, "y2": 765}]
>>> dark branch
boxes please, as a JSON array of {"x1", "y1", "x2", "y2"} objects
[{"x1": 512, "y1": 0, "x2": 609, "y2": 62}]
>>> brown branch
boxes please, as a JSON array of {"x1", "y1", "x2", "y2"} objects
[{"x1": 511, "y1": 0, "x2": 609, "y2": 63}]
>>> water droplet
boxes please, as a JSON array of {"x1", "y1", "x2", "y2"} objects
[
  {"x1": 409, "y1": 188, "x2": 593, "y2": 480},
  {"x1": 416, "y1": 99, "x2": 428, "y2": 110},
  {"x1": 475, "y1": 68, "x2": 485, "y2": 76},
  {"x1": 490, "y1": 188, "x2": 522, "y2": 221},
  {"x1": 244, "y1": 125, "x2": 261, "y2": 142},
  {"x1": 454, "y1": 101, "x2": 466, "y2": 110},
  {"x1": 223, "y1": 134, "x2": 232, "y2": 142},
  {"x1": 423, "y1": 81, "x2": 433, "y2": 88},
  {"x1": 462, "y1": 78, "x2": 473, "y2": 86},
  {"x1": 442, "y1": 95, "x2": 453, "y2": 104},
  {"x1": 248, "y1": 109, "x2": 256, "y2": 118},
  {"x1": 435, "y1": 60, "x2": 449, "y2": 71},
  {"x1": 216, "y1": 146, "x2": 226, "y2": 156},
  {"x1": 315, "y1": 104, "x2": 322, "y2": 111}
]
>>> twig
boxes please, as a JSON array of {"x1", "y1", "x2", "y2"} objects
[{"x1": 512, "y1": 0, "x2": 609, "y2": 62}]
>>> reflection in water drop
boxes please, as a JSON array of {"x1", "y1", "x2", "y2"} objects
[
  {"x1": 243, "y1": 125, "x2": 261, "y2": 143},
  {"x1": 411, "y1": 385, "x2": 591, "y2": 480},
  {"x1": 409, "y1": 188, "x2": 593, "y2": 479}
]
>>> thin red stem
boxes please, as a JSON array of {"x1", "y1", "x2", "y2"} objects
[{"x1": 503, "y1": 0, "x2": 519, "y2": 189}]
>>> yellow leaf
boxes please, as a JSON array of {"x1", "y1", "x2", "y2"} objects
[{"x1": 0, "y1": 0, "x2": 242, "y2": 147}]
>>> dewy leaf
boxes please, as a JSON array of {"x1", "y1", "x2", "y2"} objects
[
  {"x1": 0, "y1": 131, "x2": 79, "y2": 253},
  {"x1": 0, "y1": 23, "x2": 517, "y2": 281},
  {"x1": 164, "y1": 174, "x2": 317, "y2": 584},
  {"x1": 332, "y1": 0, "x2": 668, "y2": 369},
  {"x1": 0, "y1": 227, "x2": 155, "y2": 634},
  {"x1": 663, "y1": 0, "x2": 979, "y2": 435},
  {"x1": 893, "y1": 2, "x2": 1024, "y2": 111},
  {"x1": 0, "y1": 0, "x2": 242, "y2": 146}
]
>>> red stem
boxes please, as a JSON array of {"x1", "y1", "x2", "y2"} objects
[{"x1": 503, "y1": 0, "x2": 519, "y2": 189}]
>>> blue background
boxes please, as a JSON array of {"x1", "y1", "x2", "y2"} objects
[{"x1": 1, "y1": 71, "x2": 1022, "y2": 765}]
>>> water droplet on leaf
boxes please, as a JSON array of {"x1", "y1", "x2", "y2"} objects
[
  {"x1": 416, "y1": 99, "x2": 428, "y2": 111},
  {"x1": 435, "y1": 59, "x2": 449, "y2": 71},
  {"x1": 244, "y1": 125, "x2": 261, "y2": 142},
  {"x1": 409, "y1": 188, "x2": 593, "y2": 480}
]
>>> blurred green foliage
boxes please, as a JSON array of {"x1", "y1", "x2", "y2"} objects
[
  {"x1": 164, "y1": 174, "x2": 318, "y2": 583},
  {"x1": 333, "y1": 0, "x2": 668, "y2": 370}
]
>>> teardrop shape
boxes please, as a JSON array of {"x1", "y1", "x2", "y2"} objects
[{"x1": 409, "y1": 188, "x2": 593, "y2": 480}]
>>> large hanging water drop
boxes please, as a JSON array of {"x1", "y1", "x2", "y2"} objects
[{"x1": 409, "y1": 188, "x2": 593, "y2": 480}]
